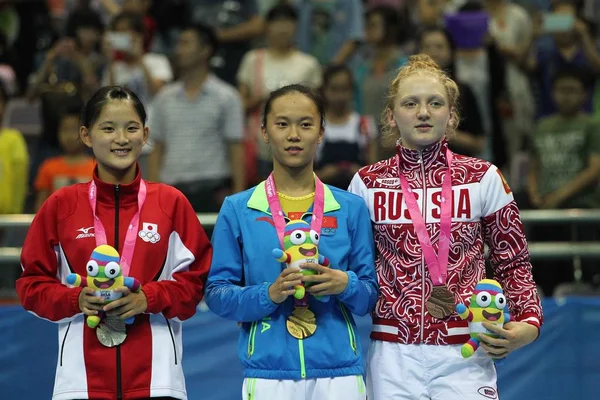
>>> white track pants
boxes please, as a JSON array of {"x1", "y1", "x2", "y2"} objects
[
  {"x1": 367, "y1": 341, "x2": 499, "y2": 400},
  {"x1": 242, "y1": 375, "x2": 366, "y2": 400}
]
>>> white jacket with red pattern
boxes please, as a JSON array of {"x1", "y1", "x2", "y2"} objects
[{"x1": 349, "y1": 140, "x2": 542, "y2": 345}]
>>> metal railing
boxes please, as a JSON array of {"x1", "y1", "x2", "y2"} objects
[{"x1": 1, "y1": 210, "x2": 599, "y2": 262}]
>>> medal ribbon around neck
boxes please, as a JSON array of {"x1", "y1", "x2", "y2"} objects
[
  {"x1": 88, "y1": 179, "x2": 147, "y2": 276},
  {"x1": 396, "y1": 148, "x2": 454, "y2": 286}
]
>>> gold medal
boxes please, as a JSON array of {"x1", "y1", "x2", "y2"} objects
[
  {"x1": 426, "y1": 286, "x2": 455, "y2": 319},
  {"x1": 96, "y1": 315, "x2": 127, "y2": 347},
  {"x1": 286, "y1": 306, "x2": 317, "y2": 339}
]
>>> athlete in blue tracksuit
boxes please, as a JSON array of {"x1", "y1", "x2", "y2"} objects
[{"x1": 205, "y1": 179, "x2": 378, "y2": 400}]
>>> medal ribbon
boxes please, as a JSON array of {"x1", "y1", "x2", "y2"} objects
[
  {"x1": 265, "y1": 173, "x2": 324, "y2": 249},
  {"x1": 397, "y1": 149, "x2": 453, "y2": 286},
  {"x1": 88, "y1": 179, "x2": 147, "y2": 276}
]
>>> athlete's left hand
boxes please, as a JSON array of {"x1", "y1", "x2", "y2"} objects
[
  {"x1": 300, "y1": 263, "x2": 349, "y2": 296},
  {"x1": 104, "y1": 287, "x2": 148, "y2": 320},
  {"x1": 478, "y1": 321, "x2": 539, "y2": 359}
]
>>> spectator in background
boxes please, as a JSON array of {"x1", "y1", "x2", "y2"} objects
[
  {"x1": 354, "y1": 5, "x2": 407, "y2": 161},
  {"x1": 294, "y1": 0, "x2": 365, "y2": 66},
  {"x1": 526, "y1": 68, "x2": 600, "y2": 210},
  {"x1": 237, "y1": 3, "x2": 322, "y2": 185},
  {"x1": 0, "y1": 84, "x2": 28, "y2": 215},
  {"x1": 148, "y1": 24, "x2": 245, "y2": 212},
  {"x1": 186, "y1": 0, "x2": 265, "y2": 86},
  {"x1": 34, "y1": 103, "x2": 95, "y2": 211},
  {"x1": 450, "y1": 2, "x2": 509, "y2": 170},
  {"x1": 519, "y1": 0, "x2": 600, "y2": 118},
  {"x1": 317, "y1": 65, "x2": 377, "y2": 188},
  {"x1": 102, "y1": 12, "x2": 173, "y2": 105},
  {"x1": 96, "y1": 0, "x2": 156, "y2": 51},
  {"x1": 64, "y1": 5, "x2": 106, "y2": 88},
  {"x1": 0, "y1": 31, "x2": 18, "y2": 95},
  {"x1": 419, "y1": 27, "x2": 485, "y2": 158},
  {"x1": 523, "y1": 68, "x2": 600, "y2": 296},
  {"x1": 484, "y1": 0, "x2": 535, "y2": 157}
]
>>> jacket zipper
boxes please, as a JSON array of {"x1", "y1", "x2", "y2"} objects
[
  {"x1": 165, "y1": 317, "x2": 178, "y2": 364},
  {"x1": 419, "y1": 153, "x2": 427, "y2": 344},
  {"x1": 298, "y1": 339, "x2": 306, "y2": 379},
  {"x1": 59, "y1": 321, "x2": 72, "y2": 366},
  {"x1": 114, "y1": 185, "x2": 123, "y2": 400},
  {"x1": 247, "y1": 321, "x2": 258, "y2": 358},
  {"x1": 340, "y1": 304, "x2": 358, "y2": 354}
]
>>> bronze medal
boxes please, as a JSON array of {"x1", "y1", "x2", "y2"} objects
[
  {"x1": 426, "y1": 286, "x2": 455, "y2": 319},
  {"x1": 286, "y1": 306, "x2": 317, "y2": 339},
  {"x1": 96, "y1": 315, "x2": 127, "y2": 347}
]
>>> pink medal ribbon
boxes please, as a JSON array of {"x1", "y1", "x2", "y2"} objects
[
  {"x1": 265, "y1": 174, "x2": 324, "y2": 249},
  {"x1": 397, "y1": 149, "x2": 454, "y2": 286},
  {"x1": 88, "y1": 179, "x2": 147, "y2": 276},
  {"x1": 265, "y1": 174, "x2": 325, "y2": 307}
]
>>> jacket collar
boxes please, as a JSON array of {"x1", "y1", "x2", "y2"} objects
[
  {"x1": 92, "y1": 164, "x2": 142, "y2": 206},
  {"x1": 247, "y1": 180, "x2": 341, "y2": 215},
  {"x1": 396, "y1": 139, "x2": 449, "y2": 170}
]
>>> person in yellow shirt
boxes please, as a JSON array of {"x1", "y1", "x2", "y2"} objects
[{"x1": 0, "y1": 84, "x2": 29, "y2": 215}]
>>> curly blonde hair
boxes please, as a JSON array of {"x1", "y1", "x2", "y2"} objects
[{"x1": 381, "y1": 54, "x2": 461, "y2": 147}]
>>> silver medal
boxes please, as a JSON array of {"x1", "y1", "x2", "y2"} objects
[{"x1": 96, "y1": 315, "x2": 127, "y2": 347}]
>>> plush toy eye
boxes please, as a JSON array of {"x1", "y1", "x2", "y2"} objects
[
  {"x1": 309, "y1": 230, "x2": 319, "y2": 245},
  {"x1": 86, "y1": 260, "x2": 99, "y2": 277},
  {"x1": 104, "y1": 262, "x2": 121, "y2": 279},
  {"x1": 290, "y1": 230, "x2": 306, "y2": 245},
  {"x1": 476, "y1": 291, "x2": 492, "y2": 308},
  {"x1": 495, "y1": 293, "x2": 506, "y2": 309}
]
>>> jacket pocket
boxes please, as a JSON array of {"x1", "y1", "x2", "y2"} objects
[
  {"x1": 60, "y1": 321, "x2": 72, "y2": 367},
  {"x1": 165, "y1": 317, "x2": 178, "y2": 365}
]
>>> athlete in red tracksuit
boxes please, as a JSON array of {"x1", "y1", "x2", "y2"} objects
[
  {"x1": 17, "y1": 86, "x2": 212, "y2": 400},
  {"x1": 349, "y1": 55, "x2": 543, "y2": 399}
]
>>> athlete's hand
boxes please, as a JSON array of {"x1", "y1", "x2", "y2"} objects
[
  {"x1": 478, "y1": 321, "x2": 539, "y2": 359},
  {"x1": 104, "y1": 287, "x2": 148, "y2": 320},
  {"x1": 301, "y1": 263, "x2": 349, "y2": 296},
  {"x1": 78, "y1": 287, "x2": 105, "y2": 316},
  {"x1": 268, "y1": 267, "x2": 303, "y2": 304}
]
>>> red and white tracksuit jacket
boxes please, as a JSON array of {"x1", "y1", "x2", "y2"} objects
[
  {"x1": 349, "y1": 140, "x2": 543, "y2": 345},
  {"x1": 17, "y1": 168, "x2": 212, "y2": 400}
]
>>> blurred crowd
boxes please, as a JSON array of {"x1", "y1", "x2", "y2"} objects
[{"x1": 0, "y1": 0, "x2": 599, "y2": 296}]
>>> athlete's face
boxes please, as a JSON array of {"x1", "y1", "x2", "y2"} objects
[
  {"x1": 80, "y1": 100, "x2": 148, "y2": 182},
  {"x1": 262, "y1": 92, "x2": 324, "y2": 171},
  {"x1": 388, "y1": 74, "x2": 454, "y2": 151}
]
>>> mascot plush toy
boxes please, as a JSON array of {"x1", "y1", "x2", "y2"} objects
[
  {"x1": 66, "y1": 245, "x2": 141, "y2": 329},
  {"x1": 272, "y1": 218, "x2": 330, "y2": 302},
  {"x1": 455, "y1": 279, "x2": 511, "y2": 358}
]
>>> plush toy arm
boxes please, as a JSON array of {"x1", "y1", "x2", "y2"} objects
[
  {"x1": 318, "y1": 254, "x2": 330, "y2": 267},
  {"x1": 124, "y1": 277, "x2": 142, "y2": 293},
  {"x1": 455, "y1": 303, "x2": 473, "y2": 321},
  {"x1": 272, "y1": 249, "x2": 291, "y2": 263},
  {"x1": 503, "y1": 306, "x2": 511, "y2": 324},
  {"x1": 66, "y1": 273, "x2": 86, "y2": 288}
]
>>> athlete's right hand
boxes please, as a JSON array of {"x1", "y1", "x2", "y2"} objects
[
  {"x1": 268, "y1": 267, "x2": 303, "y2": 304},
  {"x1": 78, "y1": 287, "x2": 105, "y2": 316}
]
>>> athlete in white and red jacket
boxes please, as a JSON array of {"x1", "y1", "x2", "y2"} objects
[
  {"x1": 17, "y1": 86, "x2": 212, "y2": 400},
  {"x1": 349, "y1": 55, "x2": 543, "y2": 400}
]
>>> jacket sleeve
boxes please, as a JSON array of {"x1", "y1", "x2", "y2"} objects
[
  {"x1": 338, "y1": 198, "x2": 379, "y2": 316},
  {"x1": 16, "y1": 194, "x2": 82, "y2": 322},
  {"x1": 142, "y1": 189, "x2": 212, "y2": 321},
  {"x1": 480, "y1": 166, "x2": 543, "y2": 333},
  {"x1": 205, "y1": 198, "x2": 279, "y2": 322}
]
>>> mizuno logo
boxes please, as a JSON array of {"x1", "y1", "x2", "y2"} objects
[{"x1": 76, "y1": 227, "x2": 94, "y2": 239}]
